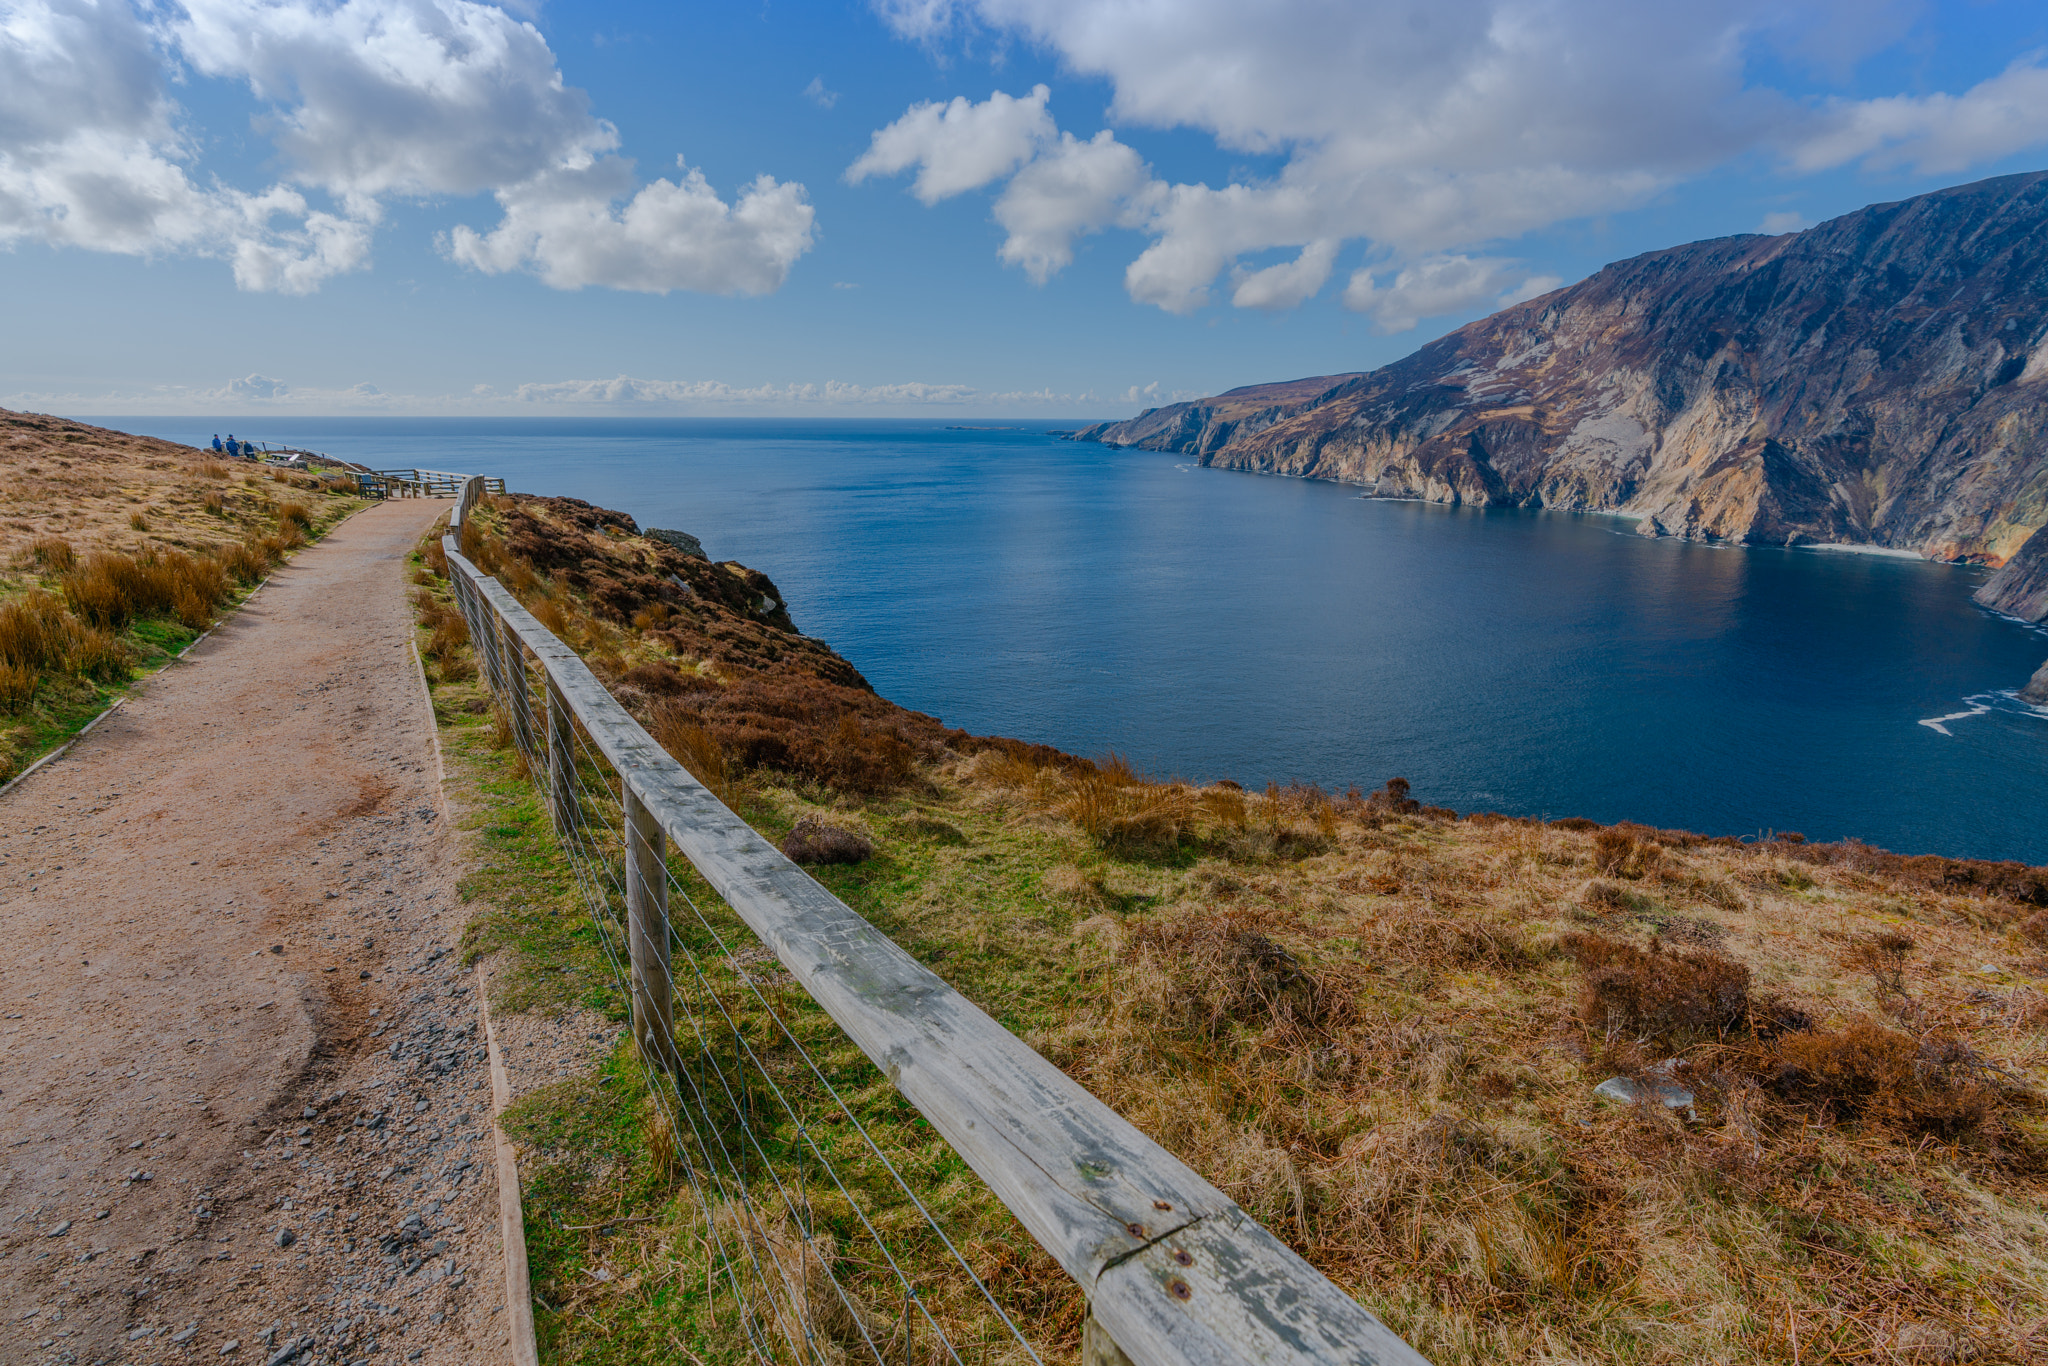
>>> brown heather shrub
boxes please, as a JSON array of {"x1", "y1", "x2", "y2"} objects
[
  {"x1": 128, "y1": 511, "x2": 149, "y2": 531},
  {"x1": 199, "y1": 460, "x2": 229, "y2": 480},
  {"x1": 1848, "y1": 929, "x2": 1915, "y2": 1000},
  {"x1": 1550, "y1": 815, "x2": 1601, "y2": 833},
  {"x1": 1123, "y1": 910, "x2": 1348, "y2": 1042},
  {"x1": 202, "y1": 488, "x2": 225, "y2": 515},
  {"x1": 651, "y1": 680, "x2": 932, "y2": 796},
  {"x1": 273, "y1": 519, "x2": 307, "y2": 551},
  {"x1": 278, "y1": 500, "x2": 312, "y2": 530},
  {"x1": 1592, "y1": 825, "x2": 1661, "y2": 878},
  {"x1": 422, "y1": 537, "x2": 448, "y2": 578},
  {"x1": 620, "y1": 661, "x2": 709, "y2": 697},
  {"x1": 1563, "y1": 930, "x2": 1750, "y2": 1045},
  {"x1": 1579, "y1": 878, "x2": 1646, "y2": 915},
  {"x1": 1768, "y1": 1020, "x2": 2009, "y2": 1137},
  {"x1": 779, "y1": 816, "x2": 873, "y2": 866},
  {"x1": 30, "y1": 535, "x2": 75, "y2": 572}
]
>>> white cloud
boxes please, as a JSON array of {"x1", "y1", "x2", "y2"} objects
[
  {"x1": 0, "y1": 0, "x2": 814, "y2": 295},
  {"x1": 846, "y1": 84, "x2": 1053, "y2": 203},
  {"x1": 1785, "y1": 53, "x2": 2048, "y2": 175},
  {"x1": 861, "y1": 1, "x2": 2048, "y2": 325},
  {"x1": 1759, "y1": 210, "x2": 1810, "y2": 233},
  {"x1": 222, "y1": 373, "x2": 289, "y2": 400},
  {"x1": 993, "y1": 129, "x2": 1155, "y2": 282},
  {"x1": 804, "y1": 76, "x2": 839, "y2": 109},
  {"x1": 1229, "y1": 239, "x2": 1338, "y2": 311},
  {"x1": 1342, "y1": 255, "x2": 1561, "y2": 333},
  {"x1": 445, "y1": 158, "x2": 814, "y2": 294}
]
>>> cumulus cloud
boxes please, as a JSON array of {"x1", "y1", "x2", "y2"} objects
[
  {"x1": 0, "y1": 0, "x2": 813, "y2": 295},
  {"x1": 846, "y1": 84, "x2": 1053, "y2": 202},
  {"x1": 1342, "y1": 256, "x2": 1562, "y2": 333},
  {"x1": 804, "y1": 76, "x2": 838, "y2": 109},
  {"x1": 860, "y1": 1, "x2": 2048, "y2": 326},
  {"x1": 223, "y1": 373, "x2": 290, "y2": 400},
  {"x1": 1785, "y1": 53, "x2": 2048, "y2": 174},
  {"x1": 1230, "y1": 239, "x2": 1338, "y2": 311},
  {"x1": 446, "y1": 158, "x2": 814, "y2": 294},
  {"x1": 994, "y1": 129, "x2": 1156, "y2": 282}
]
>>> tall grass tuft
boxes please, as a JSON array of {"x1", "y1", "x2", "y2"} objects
[
  {"x1": 30, "y1": 535, "x2": 75, "y2": 573},
  {"x1": 59, "y1": 549, "x2": 236, "y2": 633},
  {"x1": 219, "y1": 540, "x2": 268, "y2": 584},
  {"x1": 0, "y1": 591, "x2": 74, "y2": 671},
  {"x1": 0, "y1": 662, "x2": 36, "y2": 711},
  {"x1": 278, "y1": 500, "x2": 313, "y2": 530},
  {"x1": 68, "y1": 626, "x2": 130, "y2": 681}
]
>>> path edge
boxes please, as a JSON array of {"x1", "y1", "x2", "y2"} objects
[{"x1": 414, "y1": 630, "x2": 540, "y2": 1366}]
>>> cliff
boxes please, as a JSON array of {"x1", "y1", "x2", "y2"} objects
[{"x1": 1076, "y1": 170, "x2": 2048, "y2": 605}]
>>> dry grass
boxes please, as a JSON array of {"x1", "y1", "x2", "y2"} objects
[
  {"x1": 423, "y1": 492, "x2": 2048, "y2": 1366},
  {"x1": 0, "y1": 408, "x2": 364, "y2": 777}
]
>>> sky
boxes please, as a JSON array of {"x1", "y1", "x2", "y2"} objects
[{"x1": 4, "y1": 0, "x2": 2048, "y2": 418}]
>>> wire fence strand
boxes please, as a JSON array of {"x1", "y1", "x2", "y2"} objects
[{"x1": 452, "y1": 557, "x2": 1044, "y2": 1366}]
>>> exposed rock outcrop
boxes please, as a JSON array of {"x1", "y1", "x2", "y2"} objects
[
  {"x1": 1976, "y1": 525, "x2": 2048, "y2": 620},
  {"x1": 2025, "y1": 659, "x2": 2048, "y2": 706},
  {"x1": 1076, "y1": 170, "x2": 2048, "y2": 598}
]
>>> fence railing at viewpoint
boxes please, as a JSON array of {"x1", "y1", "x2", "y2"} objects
[
  {"x1": 372, "y1": 468, "x2": 505, "y2": 500},
  {"x1": 441, "y1": 475, "x2": 1429, "y2": 1366}
]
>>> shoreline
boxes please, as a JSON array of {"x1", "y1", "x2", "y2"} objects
[{"x1": 1802, "y1": 541, "x2": 1929, "y2": 560}]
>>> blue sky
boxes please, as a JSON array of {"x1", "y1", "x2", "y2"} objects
[{"x1": 4, "y1": 0, "x2": 2048, "y2": 417}]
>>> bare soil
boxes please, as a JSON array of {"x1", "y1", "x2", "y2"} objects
[{"x1": 0, "y1": 499, "x2": 511, "y2": 1366}]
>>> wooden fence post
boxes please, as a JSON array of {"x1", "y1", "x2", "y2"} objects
[
  {"x1": 545, "y1": 676, "x2": 578, "y2": 838},
  {"x1": 1082, "y1": 1313, "x2": 1136, "y2": 1366},
  {"x1": 498, "y1": 614, "x2": 532, "y2": 760},
  {"x1": 624, "y1": 782, "x2": 676, "y2": 1072}
]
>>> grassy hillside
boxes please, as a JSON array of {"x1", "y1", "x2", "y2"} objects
[
  {"x1": 428, "y1": 494, "x2": 2048, "y2": 1366},
  {"x1": 0, "y1": 408, "x2": 365, "y2": 779}
]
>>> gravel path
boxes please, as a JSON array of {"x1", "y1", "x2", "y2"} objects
[{"x1": 0, "y1": 499, "x2": 512, "y2": 1366}]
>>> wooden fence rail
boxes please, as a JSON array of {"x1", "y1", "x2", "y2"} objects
[{"x1": 442, "y1": 476, "x2": 1429, "y2": 1366}]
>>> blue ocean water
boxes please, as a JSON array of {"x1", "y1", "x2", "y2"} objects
[{"x1": 116, "y1": 417, "x2": 2048, "y2": 863}]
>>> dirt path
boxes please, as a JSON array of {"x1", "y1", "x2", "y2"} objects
[{"x1": 0, "y1": 499, "x2": 511, "y2": 1366}]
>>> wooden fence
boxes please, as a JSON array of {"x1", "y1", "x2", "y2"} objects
[
  {"x1": 370, "y1": 468, "x2": 505, "y2": 500},
  {"x1": 442, "y1": 476, "x2": 1429, "y2": 1366}
]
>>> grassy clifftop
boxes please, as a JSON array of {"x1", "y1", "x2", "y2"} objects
[
  {"x1": 0, "y1": 408, "x2": 364, "y2": 779},
  {"x1": 431, "y1": 492, "x2": 2048, "y2": 1366}
]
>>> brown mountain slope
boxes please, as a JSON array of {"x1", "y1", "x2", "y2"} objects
[{"x1": 1076, "y1": 171, "x2": 2048, "y2": 617}]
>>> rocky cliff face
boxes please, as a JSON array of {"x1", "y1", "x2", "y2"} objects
[{"x1": 1076, "y1": 170, "x2": 2048, "y2": 620}]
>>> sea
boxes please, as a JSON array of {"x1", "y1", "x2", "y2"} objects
[{"x1": 108, "y1": 417, "x2": 2048, "y2": 865}]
